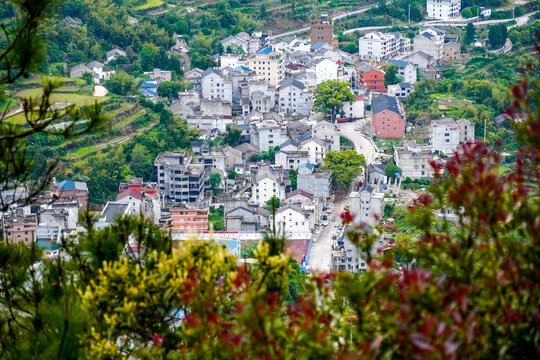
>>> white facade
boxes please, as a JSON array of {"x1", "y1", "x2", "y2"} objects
[
  {"x1": 275, "y1": 151, "x2": 310, "y2": 170},
  {"x1": 274, "y1": 206, "x2": 310, "y2": 234},
  {"x1": 278, "y1": 79, "x2": 311, "y2": 116},
  {"x1": 250, "y1": 120, "x2": 288, "y2": 152},
  {"x1": 312, "y1": 120, "x2": 340, "y2": 152},
  {"x1": 201, "y1": 69, "x2": 233, "y2": 102},
  {"x1": 341, "y1": 97, "x2": 365, "y2": 119},
  {"x1": 300, "y1": 139, "x2": 328, "y2": 165},
  {"x1": 314, "y1": 58, "x2": 338, "y2": 84},
  {"x1": 350, "y1": 187, "x2": 384, "y2": 227},
  {"x1": 413, "y1": 29, "x2": 445, "y2": 62},
  {"x1": 394, "y1": 141, "x2": 436, "y2": 179},
  {"x1": 430, "y1": 118, "x2": 475, "y2": 154},
  {"x1": 358, "y1": 32, "x2": 409, "y2": 62},
  {"x1": 426, "y1": 0, "x2": 461, "y2": 20},
  {"x1": 388, "y1": 60, "x2": 417, "y2": 84},
  {"x1": 220, "y1": 54, "x2": 243, "y2": 69},
  {"x1": 251, "y1": 176, "x2": 284, "y2": 206}
]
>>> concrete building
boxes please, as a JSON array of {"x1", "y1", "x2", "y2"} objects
[
  {"x1": 313, "y1": 58, "x2": 338, "y2": 84},
  {"x1": 413, "y1": 28, "x2": 445, "y2": 63},
  {"x1": 310, "y1": 14, "x2": 333, "y2": 46},
  {"x1": 372, "y1": 95, "x2": 405, "y2": 138},
  {"x1": 403, "y1": 51, "x2": 435, "y2": 70},
  {"x1": 350, "y1": 186, "x2": 384, "y2": 227},
  {"x1": 358, "y1": 32, "x2": 411, "y2": 62},
  {"x1": 367, "y1": 164, "x2": 388, "y2": 185},
  {"x1": 274, "y1": 205, "x2": 310, "y2": 234},
  {"x1": 430, "y1": 117, "x2": 475, "y2": 154},
  {"x1": 442, "y1": 42, "x2": 461, "y2": 63},
  {"x1": 251, "y1": 172, "x2": 285, "y2": 207},
  {"x1": 297, "y1": 163, "x2": 332, "y2": 199},
  {"x1": 426, "y1": 0, "x2": 461, "y2": 19},
  {"x1": 169, "y1": 207, "x2": 208, "y2": 233},
  {"x1": 225, "y1": 205, "x2": 270, "y2": 231},
  {"x1": 387, "y1": 59, "x2": 417, "y2": 84},
  {"x1": 250, "y1": 120, "x2": 288, "y2": 152},
  {"x1": 341, "y1": 96, "x2": 365, "y2": 119},
  {"x1": 201, "y1": 68, "x2": 233, "y2": 102},
  {"x1": 247, "y1": 48, "x2": 284, "y2": 88},
  {"x1": 394, "y1": 140, "x2": 436, "y2": 179},
  {"x1": 184, "y1": 68, "x2": 204, "y2": 92},
  {"x1": 115, "y1": 188, "x2": 161, "y2": 224},
  {"x1": 312, "y1": 120, "x2": 340, "y2": 152},
  {"x1": 2, "y1": 209, "x2": 37, "y2": 244},
  {"x1": 143, "y1": 68, "x2": 172, "y2": 84},
  {"x1": 300, "y1": 138, "x2": 329, "y2": 165},
  {"x1": 51, "y1": 179, "x2": 88, "y2": 210},
  {"x1": 387, "y1": 82, "x2": 414, "y2": 99},
  {"x1": 154, "y1": 152, "x2": 208, "y2": 204},
  {"x1": 278, "y1": 79, "x2": 311, "y2": 116},
  {"x1": 275, "y1": 150, "x2": 310, "y2": 170},
  {"x1": 96, "y1": 202, "x2": 133, "y2": 230}
]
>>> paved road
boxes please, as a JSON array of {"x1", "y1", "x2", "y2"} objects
[
  {"x1": 338, "y1": 120, "x2": 378, "y2": 165},
  {"x1": 343, "y1": 25, "x2": 392, "y2": 35},
  {"x1": 420, "y1": 10, "x2": 538, "y2": 28},
  {"x1": 308, "y1": 197, "x2": 347, "y2": 273},
  {"x1": 268, "y1": 4, "x2": 377, "y2": 40}
]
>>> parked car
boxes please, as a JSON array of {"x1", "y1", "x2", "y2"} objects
[
  {"x1": 322, "y1": 221, "x2": 329, "y2": 226},
  {"x1": 322, "y1": 215, "x2": 328, "y2": 221},
  {"x1": 354, "y1": 124, "x2": 363, "y2": 131},
  {"x1": 327, "y1": 207, "x2": 332, "y2": 213},
  {"x1": 331, "y1": 217, "x2": 335, "y2": 222},
  {"x1": 334, "y1": 223, "x2": 339, "y2": 228}
]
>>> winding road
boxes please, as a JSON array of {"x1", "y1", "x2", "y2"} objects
[{"x1": 338, "y1": 120, "x2": 378, "y2": 165}]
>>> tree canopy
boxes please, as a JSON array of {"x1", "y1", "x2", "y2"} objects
[
  {"x1": 324, "y1": 150, "x2": 366, "y2": 189},
  {"x1": 383, "y1": 64, "x2": 402, "y2": 87},
  {"x1": 312, "y1": 80, "x2": 355, "y2": 121}
]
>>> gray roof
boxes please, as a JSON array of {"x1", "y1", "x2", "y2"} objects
[
  {"x1": 202, "y1": 68, "x2": 221, "y2": 78},
  {"x1": 401, "y1": 82, "x2": 413, "y2": 89},
  {"x1": 279, "y1": 78, "x2": 306, "y2": 91},
  {"x1": 372, "y1": 95, "x2": 400, "y2": 115},
  {"x1": 101, "y1": 203, "x2": 129, "y2": 223}
]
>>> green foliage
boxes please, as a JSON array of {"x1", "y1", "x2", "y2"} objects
[
  {"x1": 488, "y1": 23, "x2": 508, "y2": 49},
  {"x1": 464, "y1": 23, "x2": 475, "y2": 45},
  {"x1": 223, "y1": 124, "x2": 242, "y2": 146},
  {"x1": 129, "y1": 143, "x2": 153, "y2": 179},
  {"x1": 226, "y1": 43, "x2": 245, "y2": 55},
  {"x1": 383, "y1": 203, "x2": 395, "y2": 218},
  {"x1": 106, "y1": 70, "x2": 138, "y2": 96},
  {"x1": 324, "y1": 150, "x2": 366, "y2": 190},
  {"x1": 265, "y1": 196, "x2": 281, "y2": 211},
  {"x1": 384, "y1": 162, "x2": 402, "y2": 178},
  {"x1": 288, "y1": 168, "x2": 298, "y2": 191},
  {"x1": 313, "y1": 80, "x2": 355, "y2": 121},
  {"x1": 383, "y1": 63, "x2": 402, "y2": 87},
  {"x1": 461, "y1": 8, "x2": 473, "y2": 18},
  {"x1": 251, "y1": 146, "x2": 279, "y2": 162},
  {"x1": 209, "y1": 172, "x2": 222, "y2": 191},
  {"x1": 209, "y1": 207, "x2": 225, "y2": 231}
]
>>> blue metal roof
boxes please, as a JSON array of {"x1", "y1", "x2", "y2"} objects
[
  {"x1": 256, "y1": 47, "x2": 273, "y2": 55},
  {"x1": 388, "y1": 59, "x2": 409, "y2": 68},
  {"x1": 57, "y1": 180, "x2": 74, "y2": 189},
  {"x1": 231, "y1": 65, "x2": 253, "y2": 72},
  {"x1": 299, "y1": 163, "x2": 315, "y2": 170},
  {"x1": 311, "y1": 42, "x2": 326, "y2": 50}
]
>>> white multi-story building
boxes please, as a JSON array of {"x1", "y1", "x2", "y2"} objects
[
  {"x1": 251, "y1": 173, "x2": 285, "y2": 207},
  {"x1": 426, "y1": 0, "x2": 461, "y2": 20},
  {"x1": 278, "y1": 79, "x2": 311, "y2": 116},
  {"x1": 341, "y1": 96, "x2": 365, "y2": 119},
  {"x1": 312, "y1": 58, "x2": 338, "y2": 84},
  {"x1": 394, "y1": 140, "x2": 436, "y2": 179},
  {"x1": 300, "y1": 138, "x2": 329, "y2": 165},
  {"x1": 250, "y1": 120, "x2": 288, "y2": 152},
  {"x1": 413, "y1": 28, "x2": 445, "y2": 62},
  {"x1": 274, "y1": 205, "x2": 311, "y2": 234},
  {"x1": 430, "y1": 117, "x2": 475, "y2": 154},
  {"x1": 388, "y1": 59, "x2": 417, "y2": 84},
  {"x1": 312, "y1": 120, "x2": 340, "y2": 152},
  {"x1": 358, "y1": 32, "x2": 411, "y2": 62},
  {"x1": 350, "y1": 186, "x2": 384, "y2": 227},
  {"x1": 201, "y1": 68, "x2": 233, "y2": 102}
]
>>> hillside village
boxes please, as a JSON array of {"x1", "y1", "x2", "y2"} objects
[{"x1": 1, "y1": 0, "x2": 537, "y2": 273}]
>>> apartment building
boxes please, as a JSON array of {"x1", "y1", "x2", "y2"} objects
[
  {"x1": 310, "y1": 14, "x2": 333, "y2": 46},
  {"x1": 2, "y1": 209, "x2": 38, "y2": 244},
  {"x1": 312, "y1": 120, "x2": 340, "y2": 152},
  {"x1": 430, "y1": 117, "x2": 475, "y2": 154},
  {"x1": 247, "y1": 48, "x2": 284, "y2": 88},
  {"x1": 51, "y1": 179, "x2": 89, "y2": 210},
  {"x1": 356, "y1": 62, "x2": 386, "y2": 92},
  {"x1": 250, "y1": 119, "x2": 288, "y2": 152},
  {"x1": 413, "y1": 28, "x2": 445, "y2": 63},
  {"x1": 372, "y1": 95, "x2": 406, "y2": 138},
  {"x1": 278, "y1": 79, "x2": 311, "y2": 116},
  {"x1": 154, "y1": 152, "x2": 208, "y2": 204},
  {"x1": 170, "y1": 207, "x2": 209, "y2": 233},
  {"x1": 201, "y1": 68, "x2": 233, "y2": 102},
  {"x1": 387, "y1": 59, "x2": 417, "y2": 84},
  {"x1": 394, "y1": 140, "x2": 436, "y2": 179},
  {"x1": 426, "y1": 0, "x2": 461, "y2": 19},
  {"x1": 358, "y1": 32, "x2": 411, "y2": 62},
  {"x1": 350, "y1": 186, "x2": 384, "y2": 227}
]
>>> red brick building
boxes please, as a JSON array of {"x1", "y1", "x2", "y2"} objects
[
  {"x1": 2, "y1": 210, "x2": 37, "y2": 244},
  {"x1": 170, "y1": 207, "x2": 209, "y2": 233},
  {"x1": 356, "y1": 63, "x2": 386, "y2": 93},
  {"x1": 119, "y1": 177, "x2": 158, "y2": 197},
  {"x1": 372, "y1": 95, "x2": 405, "y2": 138},
  {"x1": 310, "y1": 14, "x2": 333, "y2": 46}
]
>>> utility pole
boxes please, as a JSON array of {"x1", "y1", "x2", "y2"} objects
[
  {"x1": 477, "y1": 7, "x2": 479, "y2": 24},
  {"x1": 484, "y1": 116, "x2": 487, "y2": 142},
  {"x1": 408, "y1": 4, "x2": 411, "y2": 24},
  {"x1": 513, "y1": 6, "x2": 515, "y2": 20}
]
